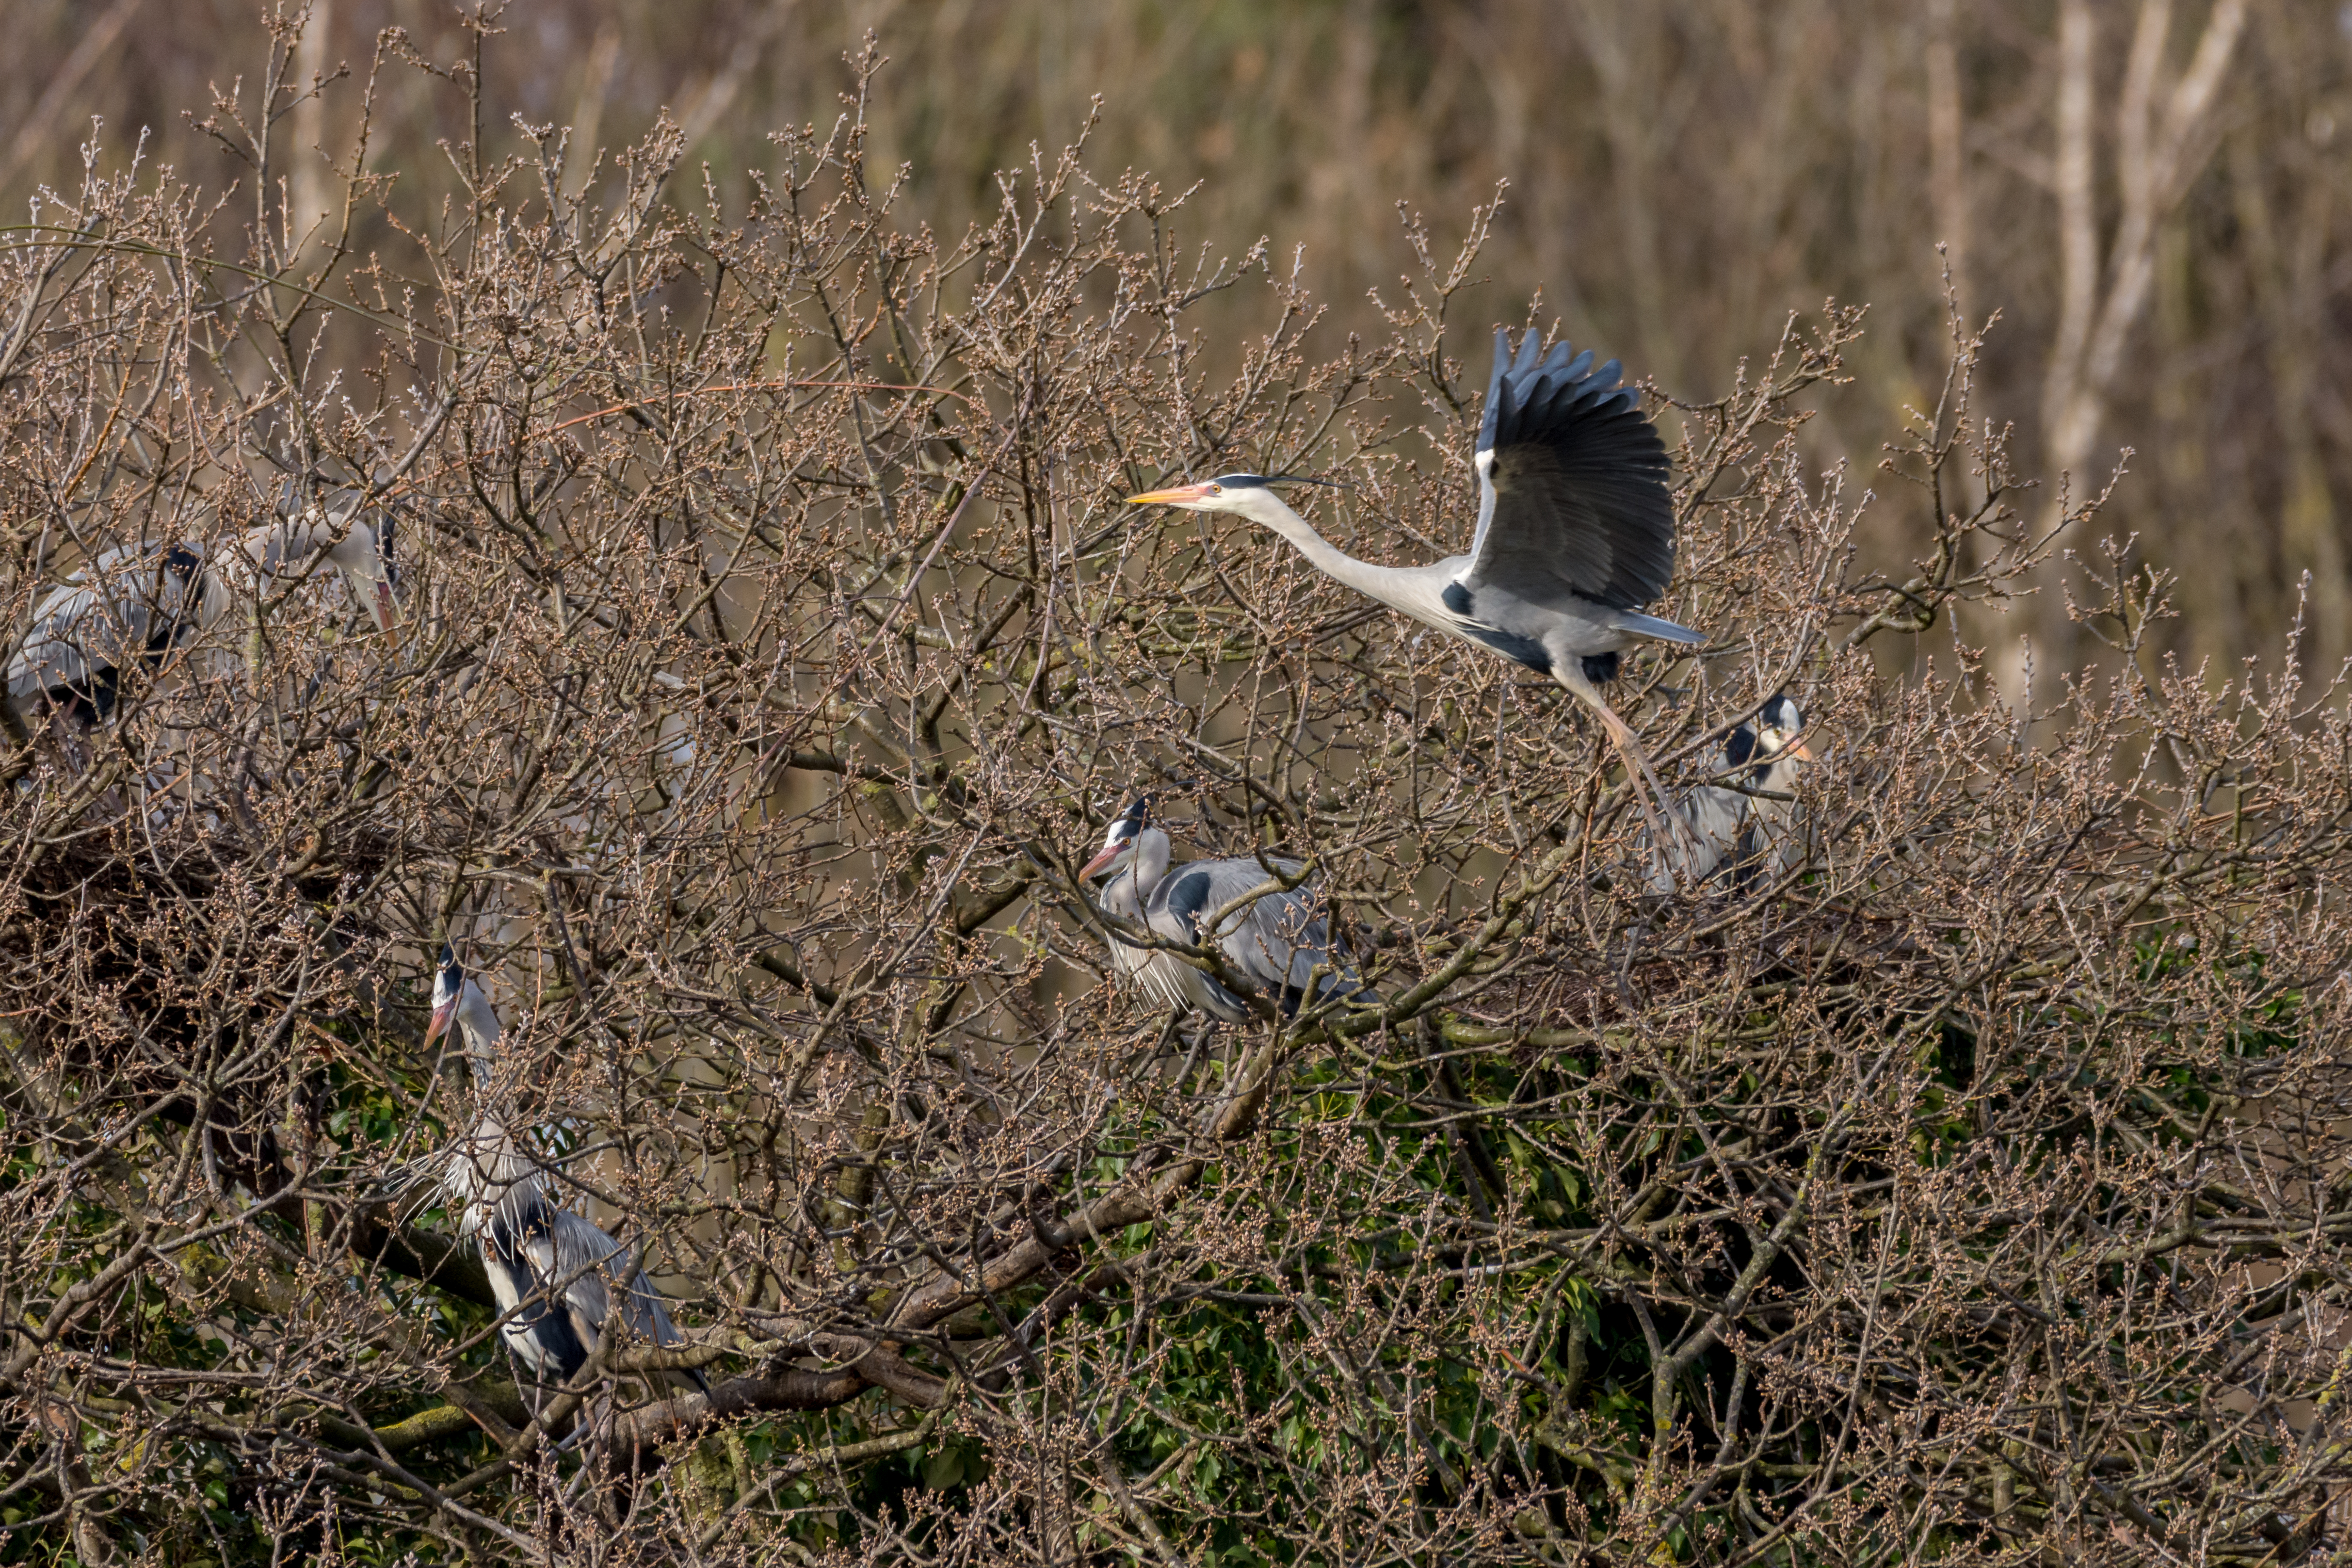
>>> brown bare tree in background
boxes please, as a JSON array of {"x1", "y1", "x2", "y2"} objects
[
  {"x1": 6, "y1": 0, "x2": 2344, "y2": 683},
  {"x1": 0, "y1": 13, "x2": 2347, "y2": 1568}
]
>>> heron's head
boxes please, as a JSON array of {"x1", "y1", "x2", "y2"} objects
[
  {"x1": 1754, "y1": 693, "x2": 1811, "y2": 764},
  {"x1": 1125, "y1": 473, "x2": 1336, "y2": 522},
  {"x1": 424, "y1": 945, "x2": 465, "y2": 1047},
  {"x1": 1078, "y1": 796, "x2": 1153, "y2": 880}
]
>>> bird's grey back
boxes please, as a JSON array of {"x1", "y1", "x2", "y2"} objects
[
  {"x1": 9, "y1": 540, "x2": 205, "y2": 708},
  {"x1": 543, "y1": 1204, "x2": 681, "y2": 1345},
  {"x1": 1148, "y1": 854, "x2": 1365, "y2": 1011}
]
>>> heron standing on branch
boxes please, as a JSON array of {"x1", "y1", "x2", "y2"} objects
[
  {"x1": 1127, "y1": 328, "x2": 1701, "y2": 828},
  {"x1": 1080, "y1": 796, "x2": 1370, "y2": 1022},
  {"x1": 6, "y1": 489, "x2": 401, "y2": 723},
  {"x1": 424, "y1": 950, "x2": 704, "y2": 1419}
]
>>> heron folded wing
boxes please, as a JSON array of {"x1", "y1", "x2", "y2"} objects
[
  {"x1": 489, "y1": 1196, "x2": 594, "y2": 1380},
  {"x1": 1463, "y1": 328, "x2": 1675, "y2": 613},
  {"x1": 9, "y1": 541, "x2": 207, "y2": 713}
]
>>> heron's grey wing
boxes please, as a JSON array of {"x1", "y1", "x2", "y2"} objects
[
  {"x1": 1151, "y1": 859, "x2": 1271, "y2": 970},
  {"x1": 1225, "y1": 883, "x2": 1356, "y2": 1007},
  {"x1": 551, "y1": 1211, "x2": 710, "y2": 1392},
  {"x1": 1144, "y1": 862, "x2": 1258, "y2": 1019},
  {"x1": 10, "y1": 545, "x2": 204, "y2": 706},
  {"x1": 9, "y1": 583, "x2": 100, "y2": 702},
  {"x1": 543, "y1": 1208, "x2": 626, "y2": 1357},
  {"x1": 1462, "y1": 327, "x2": 1674, "y2": 613},
  {"x1": 1645, "y1": 784, "x2": 1748, "y2": 894},
  {"x1": 1160, "y1": 858, "x2": 1362, "y2": 1011},
  {"x1": 625, "y1": 1266, "x2": 710, "y2": 1392}
]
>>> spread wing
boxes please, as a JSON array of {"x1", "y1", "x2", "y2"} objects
[{"x1": 1462, "y1": 327, "x2": 1674, "y2": 612}]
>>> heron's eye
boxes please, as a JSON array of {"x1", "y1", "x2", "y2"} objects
[{"x1": 1206, "y1": 484, "x2": 1222, "y2": 495}]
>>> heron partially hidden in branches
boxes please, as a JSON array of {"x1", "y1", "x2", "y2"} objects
[
  {"x1": 423, "y1": 950, "x2": 705, "y2": 1422},
  {"x1": 1643, "y1": 693, "x2": 1813, "y2": 894},
  {"x1": 5, "y1": 488, "x2": 401, "y2": 724},
  {"x1": 1129, "y1": 328, "x2": 1703, "y2": 829},
  {"x1": 1080, "y1": 796, "x2": 1371, "y2": 1022}
]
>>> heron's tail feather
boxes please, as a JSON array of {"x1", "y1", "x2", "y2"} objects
[
  {"x1": 1198, "y1": 974, "x2": 1253, "y2": 1024},
  {"x1": 1615, "y1": 610, "x2": 1707, "y2": 645}
]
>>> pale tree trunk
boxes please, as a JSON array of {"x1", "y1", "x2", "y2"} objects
[
  {"x1": 2153, "y1": 213, "x2": 2238, "y2": 662},
  {"x1": 1574, "y1": 3, "x2": 1679, "y2": 388},
  {"x1": 288, "y1": 0, "x2": 334, "y2": 266},
  {"x1": 562, "y1": 23, "x2": 623, "y2": 202},
  {"x1": 1926, "y1": 0, "x2": 1971, "y2": 319},
  {"x1": 2042, "y1": 0, "x2": 2249, "y2": 500},
  {"x1": 2230, "y1": 127, "x2": 2346, "y2": 673},
  {"x1": 2043, "y1": 0, "x2": 2099, "y2": 473},
  {"x1": 2006, "y1": 0, "x2": 2247, "y2": 697}
]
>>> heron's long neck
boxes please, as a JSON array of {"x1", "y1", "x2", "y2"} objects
[
  {"x1": 1129, "y1": 829, "x2": 1170, "y2": 900},
  {"x1": 1235, "y1": 492, "x2": 1449, "y2": 619},
  {"x1": 1757, "y1": 753, "x2": 1805, "y2": 800},
  {"x1": 457, "y1": 996, "x2": 503, "y2": 1091}
]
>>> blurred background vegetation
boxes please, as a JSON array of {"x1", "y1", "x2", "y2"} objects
[{"x1": 3, "y1": 0, "x2": 2347, "y2": 675}]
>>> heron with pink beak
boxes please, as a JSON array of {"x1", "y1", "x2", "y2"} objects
[{"x1": 1126, "y1": 328, "x2": 1707, "y2": 842}]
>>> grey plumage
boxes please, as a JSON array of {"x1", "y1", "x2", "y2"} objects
[
  {"x1": 1733, "y1": 693, "x2": 1813, "y2": 882},
  {"x1": 7, "y1": 540, "x2": 206, "y2": 722},
  {"x1": 1081, "y1": 798, "x2": 1370, "y2": 1023},
  {"x1": 1467, "y1": 328, "x2": 1678, "y2": 618},
  {"x1": 1644, "y1": 694, "x2": 1812, "y2": 894},
  {"x1": 6, "y1": 490, "x2": 401, "y2": 724},
  {"x1": 426, "y1": 950, "x2": 703, "y2": 1399},
  {"x1": 1126, "y1": 326, "x2": 1703, "y2": 829}
]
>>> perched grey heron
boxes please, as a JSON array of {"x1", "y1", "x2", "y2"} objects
[
  {"x1": 1078, "y1": 796, "x2": 1370, "y2": 1022},
  {"x1": 424, "y1": 950, "x2": 704, "y2": 1411},
  {"x1": 6, "y1": 539, "x2": 206, "y2": 723},
  {"x1": 1644, "y1": 693, "x2": 1812, "y2": 894},
  {"x1": 1128, "y1": 328, "x2": 1702, "y2": 826},
  {"x1": 5, "y1": 490, "x2": 400, "y2": 723}
]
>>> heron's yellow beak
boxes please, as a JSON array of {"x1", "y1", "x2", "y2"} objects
[
  {"x1": 1125, "y1": 482, "x2": 1217, "y2": 506},
  {"x1": 1078, "y1": 842, "x2": 1127, "y2": 879},
  {"x1": 424, "y1": 996, "x2": 455, "y2": 1048},
  {"x1": 1787, "y1": 738, "x2": 1814, "y2": 762}
]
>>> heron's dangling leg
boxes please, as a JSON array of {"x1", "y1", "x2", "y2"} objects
[{"x1": 1553, "y1": 665, "x2": 1693, "y2": 863}]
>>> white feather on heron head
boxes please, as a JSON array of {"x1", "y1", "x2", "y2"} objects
[
  {"x1": 1078, "y1": 795, "x2": 1158, "y2": 881},
  {"x1": 1752, "y1": 694, "x2": 1809, "y2": 761}
]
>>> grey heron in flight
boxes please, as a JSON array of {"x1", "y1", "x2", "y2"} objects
[
  {"x1": 1128, "y1": 328, "x2": 1701, "y2": 827},
  {"x1": 424, "y1": 950, "x2": 704, "y2": 1415},
  {"x1": 1644, "y1": 693, "x2": 1812, "y2": 895},
  {"x1": 5, "y1": 489, "x2": 400, "y2": 723},
  {"x1": 1079, "y1": 796, "x2": 1371, "y2": 1022}
]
